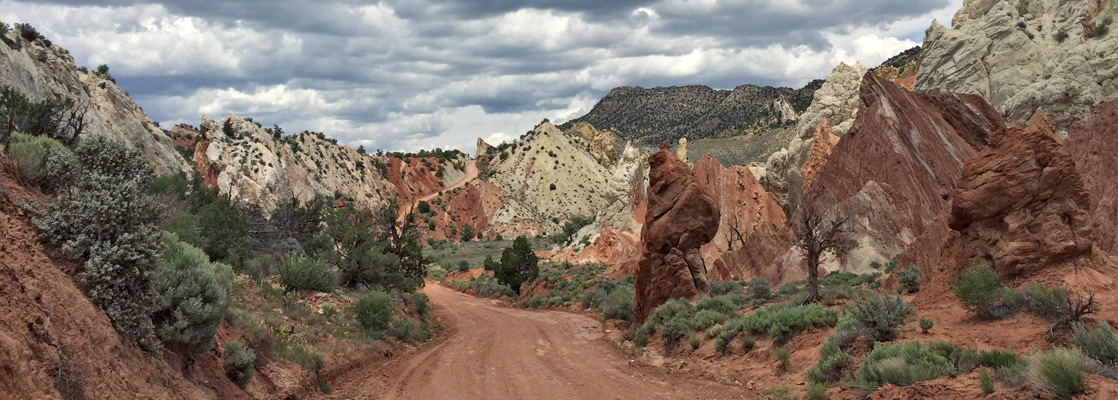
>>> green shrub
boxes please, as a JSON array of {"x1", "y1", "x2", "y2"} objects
[
  {"x1": 714, "y1": 337, "x2": 728, "y2": 353},
  {"x1": 153, "y1": 238, "x2": 232, "y2": 355},
  {"x1": 457, "y1": 260, "x2": 470, "y2": 272},
  {"x1": 354, "y1": 291, "x2": 393, "y2": 336},
  {"x1": 749, "y1": 278, "x2": 771, "y2": 300},
  {"x1": 741, "y1": 336, "x2": 755, "y2": 351},
  {"x1": 223, "y1": 341, "x2": 255, "y2": 389},
  {"x1": 896, "y1": 266, "x2": 921, "y2": 293},
  {"x1": 919, "y1": 317, "x2": 933, "y2": 334},
  {"x1": 417, "y1": 201, "x2": 430, "y2": 214},
  {"x1": 1029, "y1": 348, "x2": 1085, "y2": 400},
  {"x1": 601, "y1": 285, "x2": 634, "y2": 322},
  {"x1": 978, "y1": 349, "x2": 1024, "y2": 370},
  {"x1": 979, "y1": 368, "x2": 994, "y2": 394},
  {"x1": 34, "y1": 137, "x2": 162, "y2": 352},
  {"x1": 1022, "y1": 283, "x2": 1067, "y2": 319},
  {"x1": 411, "y1": 292, "x2": 430, "y2": 319},
  {"x1": 279, "y1": 253, "x2": 336, "y2": 293},
  {"x1": 741, "y1": 303, "x2": 839, "y2": 341},
  {"x1": 649, "y1": 298, "x2": 694, "y2": 328},
  {"x1": 809, "y1": 338, "x2": 850, "y2": 383},
  {"x1": 1092, "y1": 17, "x2": 1111, "y2": 38},
  {"x1": 8, "y1": 132, "x2": 77, "y2": 191},
  {"x1": 689, "y1": 334, "x2": 701, "y2": 350},
  {"x1": 848, "y1": 295, "x2": 913, "y2": 342},
  {"x1": 691, "y1": 309, "x2": 729, "y2": 331},
  {"x1": 806, "y1": 382, "x2": 827, "y2": 400},
  {"x1": 581, "y1": 288, "x2": 607, "y2": 309},
  {"x1": 240, "y1": 254, "x2": 275, "y2": 281},
  {"x1": 955, "y1": 265, "x2": 1017, "y2": 319},
  {"x1": 709, "y1": 281, "x2": 741, "y2": 296},
  {"x1": 634, "y1": 327, "x2": 649, "y2": 346},
  {"x1": 1056, "y1": 28, "x2": 1069, "y2": 42},
  {"x1": 660, "y1": 317, "x2": 690, "y2": 343},
  {"x1": 496, "y1": 236, "x2": 538, "y2": 294},
  {"x1": 855, "y1": 341, "x2": 954, "y2": 389},
  {"x1": 775, "y1": 347, "x2": 791, "y2": 370},
  {"x1": 1071, "y1": 321, "x2": 1118, "y2": 366},
  {"x1": 696, "y1": 296, "x2": 738, "y2": 315},
  {"x1": 388, "y1": 317, "x2": 428, "y2": 343}
]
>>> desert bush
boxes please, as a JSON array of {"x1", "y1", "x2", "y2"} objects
[
  {"x1": 223, "y1": 341, "x2": 256, "y2": 389},
  {"x1": 580, "y1": 288, "x2": 607, "y2": 309},
  {"x1": 809, "y1": 338, "x2": 851, "y2": 383},
  {"x1": 648, "y1": 298, "x2": 694, "y2": 328},
  {"x1": 714, "y1": 337, "x2": 728, "y2": 353},
  {"x1": 34, "y1": 137, "x2": 162, "y2": 352},
  {"x1": 741, "y1": 336, "x2": 755, "y2": 351},
  {"x1": 979, "y1": 368, "x2": 994, "y2": 394},
  {"x1": 240, "y1": 254, "x2": 275, "y2": 281},
  {"x1": 496, "y1": 236, "x2": 538, "y2": 294},
  {"x1": 749, "y1": 278, "x2": 771, "y2": 300},
  {"x1": 696, "y1": 296, "x2": 738, "y2": 315},
  {"x1": 279, "y1": 252, "x2": 336, "y2": 293},
  {"x1": 457, "y1": 260, "x2": 470, "y2": 272},
  {"x1": 388, "y1": 317, "x2": 429, "y2": 343},
  {"x1": 354, "y1": 291, "x2": 393, "y2": 336},
  {"x1": 741, "y1": 303, "x2": 839, "y2": 341},
  {"x1": 1022, "y1": 283, "x2": 1067, "y2": 319},
  {"x1": 691, "y1": 309, "x2": 729, "y2": 331},
  {"x1": 775, "y1": 347, "x2": 791, "y2": 370},
  {"x1": 634, "y1": 326, "x2": 649, "y2": 346},
  {"x1": 806, "y1": 382, "x2": 827, "y2": 400},
  {"x1": 600, "y1": 285, "x2": 634, "y2": 322},
  {"x1": 919, "y1": 317, "x2": 933, "y2": 334},
  {"x1": 660, "y1": 317, "x2": 690, "y2": 343},
  {"x1": 412, "y1": 292, "x2": 430, "y2": 319},
  {"x1": 709, "y1": 281, "x2": 742, "y2": 296},
  {"x1": 1071, "y1": 321, "x2": 1118, "y2": 366},
  {"x1": 896, "y1": 266, "x2": 921, "y2": 293},
  {"x1": 855, "y1": 341, "x2": 954, "y2": 389},
  {"x1": 1029, "y1": 348, "x2": 1085, "y2": 400},
  {"x1": 978, "y1": 349, "x2": 1024, "y2": 370},
  {"x1": 153, "y1": 238, "x2": 232, "y2": 355},
  {"x1": 8, "y1": 132, "x2": 77, "y2": 191},
  {"x1": 689, "y1": 334, "x2": 701, "y2": 350},
  {"x1": 848, "y1": 295, "x2": 913, "y2": 342},
  {"x1": 955, "y1": 265, "x2": 1019, "y2": 319}
]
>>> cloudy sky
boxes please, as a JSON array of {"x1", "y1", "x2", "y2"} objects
[{"x1": 2, "y1": 0, "x2": 962, "y2": 153}]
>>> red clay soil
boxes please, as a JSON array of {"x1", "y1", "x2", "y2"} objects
[
  {"x1": 0, "y1": 160, "x2": 208, "y2": 399},
  {"x1": 316, "y1": 283, "x2": 751, "y2": 400}
]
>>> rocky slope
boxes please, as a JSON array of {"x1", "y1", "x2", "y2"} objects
[
  {"x1": 916, "y1": 0, "x2": 1118, "y2": 129},
  {"x1": 569, "y1": 81, "x2": 822, "y2": 145},
  {"x1": 190, "y1": 115, "x2": 395, "y2": 213},
  {"x1": 1065, "y1": 99, "x2": 1118, "y2": 255},
  {"x1": 633, "y1": 143, "x2": 720, "y2": 323},
  {"x1": 761, "y1": 62, "x2": 867, "y2": 212},
  {"x1": 0, "y1": 29, "x2": 186, "y2": 175}
]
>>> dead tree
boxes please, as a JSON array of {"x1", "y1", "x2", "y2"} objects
[
  {"x1": 795, "y1": 196, "x2": 850, "y2": 304},
  {"x1": 726, "y1": 213, "x2": 747, "y2": 252}
]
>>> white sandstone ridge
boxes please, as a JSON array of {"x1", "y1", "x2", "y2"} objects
[
  {"x1": 486, "y1": 121, "x2": 613, "y2": 236},
  {"x1": 0, "y1": 30, "x2": 186, "y2": 175},
  {"x1": 761, "y1": 62, "x2": 867, "y2": 211},
  {"x1": 193, "y1": 114, "x2": 394, "y2": 213},
  {"x1": 917, "y1": 0, "x2": 1118, "y2": 129}
]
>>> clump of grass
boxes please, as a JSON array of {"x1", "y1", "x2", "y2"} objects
[
  {"x1": 854, "y1": 341, "x2": 954, "y2": 389},
  {"x1": 1028, "y1": 348, "x2": 1085, "y2": 400},
  {"x1": 919, "y1": 317, "x2": 933, "y2": 334},
  {"x1": 776, "y1": 347, "x2": 791, "y2": 371},
  {"x1": 979, "y1": 368, "x2": 995, "y2": 394}
]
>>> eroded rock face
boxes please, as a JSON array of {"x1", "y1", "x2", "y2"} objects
[
  {"x1": 692, "y1": 155, "x2": 786, "y2": 270},
  {"x1": 193, "y1": 115, "x2": 394, "y2": 213},
  {"x1": 916, "y1": 0, "x2": 1118, "y2": 129},
  {"x1": 1066, "y1": 100, "x2": 1118, "y2": 255},
  {"x1": 566, "y1": 122, "x2": 619, "y2": 169},
  {"x1": 800, "y1": 121, "x2": 839, "y2": 194},
  {"x1": 950, "y1": 112, "x2": 1094, "y2": 278},
  {"x1": 763, "y1": 62, "x2": 867, "y2": 211},
  {"x1": 633, "y1": 144, "x2": 720, "y2": 323}
]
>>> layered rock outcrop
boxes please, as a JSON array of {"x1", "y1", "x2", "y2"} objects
[
  {"x1": 762, "y1": 62, "x2": 867, "y2": 211},
  {"x1": 916, "y1": 0, "x2": 1118, "y2": 129},
  {"x1": 804, "y1": 72, "x2": 1005, "y2": 274},
  {"x1": 192, "y1": 115, "x2": 394, "y2": 213},
  {"x1": 1065, "y1": 99, "x2": 1118, "y2": 255},
  {"x1": 949, "y1": 112, "x2": 1094, "y2": 279},
  {"x1": 800, "y1": 122, "x2": 839, "y2": 194},
  {"x1": 565, "y1": 122, "x2": 619, "y2": 169},
  {"x1": 633, "y1": 144, "x2": 720, "y2": 323},
  {"x1": 0, "y1": 30, "x2": 185, "y2": 175},
  {"x1": 692, "y1": 155, "x2": 786, "y2": 270}
]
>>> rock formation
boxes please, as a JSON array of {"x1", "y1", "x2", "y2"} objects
[
  {"x1": 633, "y1": 143, "x2": 720, "y2": 323},
  {"x1": 192, "y1": 115, "x2": 394, "y2": 213},
  {"x1": 799, "y1": 122, "x2": 839, "y2": 194},
  {"x1": 569, "y1": 81, "x2": 821, "y2": 145},
  {"x1": 949, "y1": 112, "x2": 1094, "y2": 279},
  {"x1": 692, "y1": 155, "x2": 786, "y2": 270},
  {"x1": 676, "y1": 138, "x2": 688, "y2": 162},
  {"x1": 762, "y1": 62, "x2": 867, "y2": 211},
  {"x1": 803, "y1": 72, "x2": 1005, "y2": 274},
  {"x1": 1066, "y1": 99, "x2": 1118, "y2": 255},
  {"x1": 0, "y1": 30, "x2": 186, "y2": 175},
  {"x1": 565, "y1": 122, "x2": 619, "y2": 169},
  {"x1": 916, "y1": 0, "x2": 1118, "y2": 129}
]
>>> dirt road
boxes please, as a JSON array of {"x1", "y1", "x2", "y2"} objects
[{"x1": 320, "y1": 283, "x2": 748, "y2": 400}]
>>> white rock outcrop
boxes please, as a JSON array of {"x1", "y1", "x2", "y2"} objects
[
  {"x1": 916, "y1": 0, "x2": 1118, "y2": 129},
  {"x1": 761, "y1": 62, "x2": 867, "y2": 211}
]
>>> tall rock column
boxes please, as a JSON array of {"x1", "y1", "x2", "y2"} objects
[{"x1": 633, "y1": 143, "x2": 720, "y2": 323}]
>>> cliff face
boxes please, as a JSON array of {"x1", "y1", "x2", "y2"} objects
[
  {"x1": 0, "y1": 30, "x2": 186, "y2": 175},
  {"x1": 569, "y1": 81, "x2": 821, "y2": 145},
  {"x1": 191, "y1": 115, "x2": 395, "y2": 213},
  {"x1": 916, "y1": 0, "x2": 1118, "y2": 129}
]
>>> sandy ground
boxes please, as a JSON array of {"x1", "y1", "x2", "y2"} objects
[{"x1": 317, "y1": 282, "x2": 750, "y2": 399}]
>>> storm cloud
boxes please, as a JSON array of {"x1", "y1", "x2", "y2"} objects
[{"x1": 0, "y1": 0, "x2": 962, "y2": 152}]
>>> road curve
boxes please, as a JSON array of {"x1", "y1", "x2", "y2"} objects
[{"x1": 318, "y1": 282, "x2": 748, "y2": 400}]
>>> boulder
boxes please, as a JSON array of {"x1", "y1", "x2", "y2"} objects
[{"x1": 633, "y1": 143, "x2": 720, "y2": 323}]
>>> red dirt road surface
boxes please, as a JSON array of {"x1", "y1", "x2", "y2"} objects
[{"x1": 318, "y1": 282, "x2": 748, "y2": 399}]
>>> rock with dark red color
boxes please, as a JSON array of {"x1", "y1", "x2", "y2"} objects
[
  {"x1": 950, "y1": 112, "x2": 1094, "y2": 279},
  {"x1": 633, "y1": 143, "x2": 721, "y2": 323},
  {"x1": 1066, "y1": 100, "x2": 1118, "y2": 256}
]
